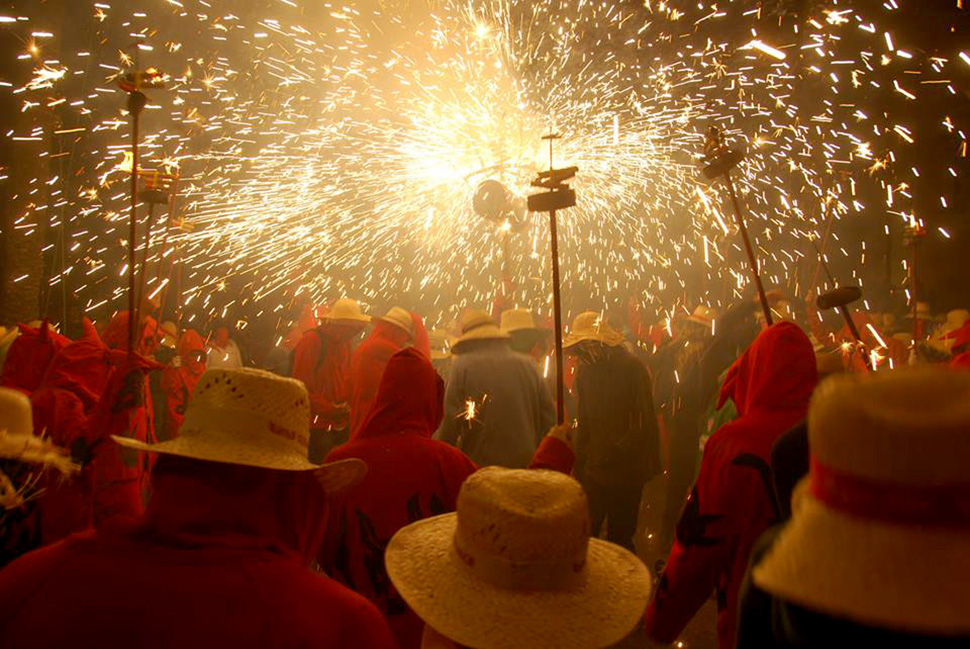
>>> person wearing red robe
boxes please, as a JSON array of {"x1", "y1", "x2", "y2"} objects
[
  {"x1": 321, "y1": 347, "x2": 575, "y2": 649},
  {"x1": 644, "y1": 322, "x2": 818, "y2": 649},
  {"x1": 350, "y1": 307, "x2": 430, "y2": 436},
  {"x1": 0, "y1": 448, "x2": 395, "y2": 649},
  {"x1": 291, "y1": 299, "x2": 370, "y2": 461},
  {"x1": 0, "y1": 321, "x2": 70, "y2": 395},
  {"x1": 159, "y1": 329, "x2": 207, "y2": 441}
]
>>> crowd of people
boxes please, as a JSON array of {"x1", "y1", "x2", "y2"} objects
[{"x1": 0, "y1": 289, "x2": 968, "y2": 648}]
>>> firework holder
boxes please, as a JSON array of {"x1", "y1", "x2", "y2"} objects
[
  {"x1": 527, "y1": 135, "x2": 577, "y2": 425},
  {"x1": 701, "y1": 126, "x2": 773, "y2": 326}
]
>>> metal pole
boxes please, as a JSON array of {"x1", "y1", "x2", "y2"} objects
[
  {"x1": 549, "y1": 208, "x2": 565, "y2": 424},
  {"x1": 723, "y1": 171, "x2": 773, "y2": 325},
  {"x1": 127, "y1": 100, "x2": 142, "y2": 353}
]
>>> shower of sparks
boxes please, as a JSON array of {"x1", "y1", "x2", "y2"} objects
[{"x1": 1, "y1": 0, "x2": 968, "y2": 336}]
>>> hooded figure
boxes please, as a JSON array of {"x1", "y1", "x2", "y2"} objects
[
  {"x1": 644, "y1": 322, "x2": 818, "y2": 649},
  {"x1": 159, "y1": 329, "x2": 207, "y2": 441},
  {"x1": 206, "y1": 326, "x2": 243, "y2": 370},
  {"x1": 0, "y1": 321, "x2": 70, "y2": 395},
  {"x1": 0, "y1": 369, "x2": 395, "y2": 649},
  {"x1": 322, "y1": 348, "x2": 574, "y2": 649},
  {"x1": 349, "y1": 309, "x2": 429, "y2": 436}
]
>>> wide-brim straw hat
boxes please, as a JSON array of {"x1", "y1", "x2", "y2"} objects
[
  {"x1": 0, "y1": 388, "x2": 34, "y2": 438},
  {"x1": 452, "y1": 310, "x2": 509, "y2": 354},
  {"x1": 753, "y1": 368, "x2": 970, "y2": 636},
  {"x1": 563, "y1": 312, "x2": 623, "y2": 349},
  {"x1": 113, "y1": 368, "x2": 366, "y2": 485},
  {"x1": 322, "y1": 298, "x2": 371, "y2": 326},
  {"x1": 386, "y1": 467, "x2": 651, "y2": 649},
  {"x1": 499, "y1": 308, "x2": 543, "y2": 334},
  {"x1": 376, "y1": 306, "x2": 414, "y2": 338},
  {"x1": 429, "y1": 328, "x2": 454, "y2": 361}
]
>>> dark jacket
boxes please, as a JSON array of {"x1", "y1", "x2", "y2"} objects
[
  {"x1": 0, "y1": 455, "x2": 395, "y2": 649},
  {"x1": 644, "y1": 323, "x2": 818, "y2": 649},
  {"x1": 435, "y1": 340, "x2": 556, "y2": 468},
  {"x1": 737, "y1": 526, "x2": 970, "y2": 648},
  {"x1": 574, "y1": 345, "x2": 660, "y2": 487}
]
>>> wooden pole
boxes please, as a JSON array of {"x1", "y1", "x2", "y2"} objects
[
  {"x1": 549, "y1": 208, "x2": 565, "y2": 424},
  {"x1": 126, "y1": 95, "x2": 145, "y2": 353},
  {"x1": 723, "y1": 170, "x2": 773, "y2": 326}
]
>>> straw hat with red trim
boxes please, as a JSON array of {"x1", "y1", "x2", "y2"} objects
[
  {"x1": 386, "y1": 467, "x2": 652, "y2": 649},
  {"x1": 322, "y1": 298, "x2": 371, "y2": 325},
  {"x1": 113, "y1": 369, "x2": 366, "y2": 487},
  {"x1": 376, "y1": 306, "x2": 415, "y2": 339},
  {"x1": 753, "y1": 367, "x2": 970, "y2": 636}
]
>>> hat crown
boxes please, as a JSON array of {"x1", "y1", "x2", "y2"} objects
[
  {"x1": 380, "y1": 306, "x2": 414, "y2": 336},
  {"x1": 570, "y1": 311, "x2": 605, "y2": 335},
  {"x1": 454, "y1": 467, "x2": 590, "y2": 591},
  {"x1": 325, "y1": 298, "x2": 368, "y2": 322},
  {"x1": 182, "y1": 368, "x2": 311, "y2": 455},
  {"x1": 501, "y1": 308, "x2": 537, "y2": 332},
  {"x1": 0, "y1": 388, "x2": 33, "y2": 437},
  {"x1": 461, "y1": 310, "x2": 496, "y2": 334},
  {"x1": 810, "y1": 368, "x2": 970, "y2": 486}
]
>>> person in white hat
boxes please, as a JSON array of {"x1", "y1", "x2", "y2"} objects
[
  {"x1": 0, "y1": 368, "x2": 396, "y2": 649},
  {"x1": 349, "y1": 306, "x2": 425, "y2": 436},
  {"x1": 737, "y1": 367, "x2": 970, "y2": 647},
  {"x1": 435, "y1": 310, "x2": 555, "y2": 468},
  {"x1": 386, "y1": 466, "x2": 653, "y2": 649},
  {"x1": 564, "y1": 312, "x2": 660, "y2": 552},
  {"x1": 291, "y1": 298, "x2": 371, "y2": 461},
  {"x1": 205, "y1": 323, "x2": 244, "y2": 370},
  {"x1": 500, "y1": 308, "x2": 551, "y2": 363}
]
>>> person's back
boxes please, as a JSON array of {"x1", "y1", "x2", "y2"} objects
[
  {"x1": 437, "y1": 340, "x2": 554, "y2": 467},
  {"x1": 0, "y1": 368, "x2": 394, "y2": 649}
]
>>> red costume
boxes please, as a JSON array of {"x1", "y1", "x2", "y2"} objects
[
  {"x1": 0, "y1": 321, "x2": 69, "y2": 394},
  {"x1": 644, "y1": 323, "x2": 818, "y2": 649},
  {"x1": 322, "y1": 348, "x2": 574, "y2": 649},
  {"x1": 350, "y1": 314, "x2": 430, "y2": 436},
  {"x1": 291, "y1": 326, "x2": 354, "y2": 431},
  {"x1": 0, "y1": 456, "x2": 395, "y2": 649},
  {"x1": 159, "y1": 329, "x2": 206, "y2": 441}
]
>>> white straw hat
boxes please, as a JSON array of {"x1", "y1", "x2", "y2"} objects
[
  {"x1": 753, "y1": 368, "x2": 970, "y2": 635},
  {"x1": 323, "y1": 298, "x2": 371, "y2": 325},
  {"x1": 386, "y1": 467, "x2": 652, "y2": 649},
  {"x1": 113, "y1": 369, "x2": 365, "y2": 484},
  {"x1": 563, "y1": 312, "x2": 623, "y2": 349},
  {"x1": 376, "y1": 306, "x2": 415, "y2": 338},
  {"x1": 452, "y1": 310, "x2": 510, "y2": 354},
  {"x1": 429, "y1": 328, "x2": 454, "y2": 361}
]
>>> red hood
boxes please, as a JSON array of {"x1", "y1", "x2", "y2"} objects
[
  {"x1": 354, "y1": 347, "x2": 444, "y2": 440},
  {"x1": 40, "y1": 339, "x2": 117, "y2": 413},
  {"x1": 143, "y1": 455, "x2": 329, "y2": 565},
  {"x1": 0, "y1": 321, "x2": 70, "y2": 394},
  {"x1": 101, "y1": 311, "x2": 159, "y2": 355},
  {"x1": 177, "y1": 329, "x2": 207, "y2": 376},
  {"x1": 718, "y1": 322, "x2": 818, "y2": 416}
]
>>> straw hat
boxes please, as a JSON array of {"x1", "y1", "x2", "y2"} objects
[
  {"x1": 160, "y1": 321, "x2": 178, "y2": 349},
  {"x1": 376, "y1": 306, "x2": 414, "y2": 338},
  {"x1": 0, "y1": 388, "x2": 34, "y2": 438},
  {"x1": 687, "y1": 305, "x2": 716, "y2": 327},
  {"x1": 386, "y1": 467, "x2": 652, "y2": 649},
  {"x1": 113, "y1": 369, "x2": 366, "y2": 485},
  {"x1": 904, "y1": 301, "x2": 940, "y2": 321},
  {"x1": 451, "y1": 310, "x2": 510, "y2": 354},
  {"x1": 500, "y1": 308, "x2": 542, "y2": 334},
  {"x1": 563, "y1": 312, "x2": 623, "y2": 349},
  {"x1": 753, "y1": 368, "x2": 970, "y2": 635},
  {"x1": 323, "y1": 298, "x2": 371, "y2": 325}
]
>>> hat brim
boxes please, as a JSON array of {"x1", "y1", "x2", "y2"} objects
[
  {"x1": 451, "y1": 327, "x2": 510, "y2": 354},
  {"x1": 113, "y1": 433, "x2": 316, "y2": 472},
  {"x1": 563, "y1": 332, "x2": 623, "y2": 349},
  {"x1": 686, "y1": 316, "x2": 713, "y2": 327},
  {"x1": 375, "y1": 316, "x2": 414, "y2": 337},
  {"x1": 386, "y1": 514, "x2": 652, "y2": 649},
  {"x1": 324, "y1": 315, "x2": 372, "y2": 325},
  {"x1": 753, "y1": 481, "x2": 970, "y2": 636}
]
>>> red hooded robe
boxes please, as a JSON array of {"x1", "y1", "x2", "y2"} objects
[
  {"x1": 322, "y1": 348, "x2": 574, "y2": 649},
  {"x1": 291, "y1": 325, "x2": 354, "y2": 431},
  {"x1": 644, "y1": 322, "x2": 818, "y2": 649},
  {"x1": 159, "y1": 329, "x2": 206, "y2": 441},
  {"x1": 0, "y1": 455, "x2": 395, "y2": 649},
  {"x1": 0, "y1": 321, "x2": 70, "y2": 395}
]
